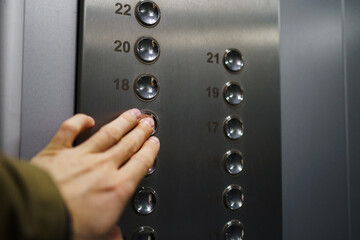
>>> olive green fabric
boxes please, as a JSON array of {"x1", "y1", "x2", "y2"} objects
[{"x1": 0, "y1": 155, "x2": 69, "y2": 240}]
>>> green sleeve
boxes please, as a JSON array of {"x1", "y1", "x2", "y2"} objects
[{"x1": 0, "y1": 155, "x2": 71, "y2": 240}]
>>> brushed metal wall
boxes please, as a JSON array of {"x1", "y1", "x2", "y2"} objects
[
  {"x1": 77, "y1": 0, "x2": 281, "y2": 239},
  {"x1": 0, "y1": 0, "x2": 356, "y2": 239}
]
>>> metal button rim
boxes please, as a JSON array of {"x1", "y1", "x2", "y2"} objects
[
  {"x1": 133, "y1": 186, "x2": 158, "y2": 215},
  {"x1": 223, "y1": 82, "x2": 244, "y2": 106},
  {"x1": 223, "y1": 48, "x2": 244, "y2": 73},
  {"x1": 134, "y1": 74, "x2": 160, "y2": 102},
  {"x1": 140, "y1": 109, "x2": 159, "y2": 135},
  {"x1": 146, "y1": 156, "x2": 158, "y2": 176},
  {"x1": 223, "y1": 115, "x2": 244, "y2": 141},
  {"x1": 134, "y1": 37, "x2": 160, "y2": 64},
  {"x1": 223, "y1": 219, "x2": 245, "y2": 240},
  {"x1": 223, "y1": 184, "x2": 244, "y2": 211},
  {"x1": 223, "y1": 149, "x2": 244, "y2": 175},
  {"x1": 135, "y1": 0, "x2": 161, "y2": 28},
  {"x1": 132, "y1": 226, "x2": 158, "y2": 240}
]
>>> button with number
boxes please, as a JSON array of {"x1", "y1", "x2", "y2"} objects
[
  {"x1": 135, "y1": 37, "x2": 160, "y2": 64},
  {"x1": 223, "y1": 49, "x2": 244, "y2": 72},
  {"x1": 223, "y1": 150, "x2": 243, "y2": 175},
  {"x1": 136, "y1": 1, "x2": 161, "y2": 27},
  {"x1": 223, "y1": 220, "x2": 244, "y2": 240},
  {"x1": 223, "y1": 185, "x2": 244, "y2": 210},
  {"x1": 133, "y1": 187, "x2": 157, "y2": 215},
  {"x1": 223, "y1": 82, "x2": 244, "y2": 106},
  {"x1": 134, "y1": 74, "x2": 159, "y2": 101},
  {"x1": 132, "y1": 226, "x2": 157, "y2": 240},
  {"x1": 223, "y1": 116, "x2": 244, "y2": 140},
  {"x1": 141, "y1": 110, "x2": 159, "y2": 135}
]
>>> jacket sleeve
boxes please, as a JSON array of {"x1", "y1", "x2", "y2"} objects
[{"x1": 0, "y1": 154, "x2": 71, "y2": 240}]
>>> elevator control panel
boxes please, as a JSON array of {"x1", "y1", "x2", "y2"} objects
[{"x1": 77, "y1": 0, "x2": 281, "y2": 239}]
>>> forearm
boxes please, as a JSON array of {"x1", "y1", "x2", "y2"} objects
[{"x1": 0, "y1": 155, "x2": 71, "y2": 240}]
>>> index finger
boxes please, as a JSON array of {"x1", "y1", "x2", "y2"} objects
[
  {"x1": 116, "y1": 136, "x2": 160, "y2": 189},
  {"x1": 80, "y1": 109, "x2": 142, "y2": 153}
]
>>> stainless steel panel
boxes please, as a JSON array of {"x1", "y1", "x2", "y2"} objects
[
  {"x1": 344, "y1": 0, "x2": 360, "y2": 239},
  {"x1": 0, "y1": 0, "x2": 24, "y2": 157},
  {"x1": 78, "y1": 0, "x2": 281, "y2": 239},
  {"x1": 280, "y1": 0, "x2": 349, "y2": 239},
  {"x1": 20, "y1": 0, "x2": 78, "y2": 158}
]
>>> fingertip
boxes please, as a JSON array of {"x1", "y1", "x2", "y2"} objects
[
  {"x1": 87, "y1": 116, "x2": 95, "y2": 127},
  {"x1": 129, "y1": 108, "x2": 141, "y2": 120},
  {"x1": 140, "y1": 117, "x2": 155, "y2": 128},
  {"x1": 148, "y1": 136, "x2": 160, "y2": 146}
]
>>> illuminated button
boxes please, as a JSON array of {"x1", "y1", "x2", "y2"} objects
[
  {"x1": 224, "y1": 49, "x2": 244, "y2": 72},
  {"x1": 223, "y1": 185, "x2": 244, "y2": 210},
  {"x1": 133, "y1": 187, "x2": 157, "y2": 215},
  {"x1": 223, "y1": 150, "x2": 243, "y2": 175},
  {"x1": 135, "y1": 37, "x2": 160, "y2": 64},
  {"x1": 223, "y1": 116, "x2": 244, "y2": 140},
  {"x1": 147, "y1": 157, "x2": 158, "y2": 176},
  {"x1": 223, "y1": 82, "x2": 244, "y2": 106},
  {"x1": 141, "y1": 110, "x2": 159, "y2": 135},
  {"x1": 136, "y1": 1, "x2": 161, "y2": 27},
  {"x1": 134, "y1": 74, "x2": 159, "y2": 101},
  {"x1": 132, "y1": 226, "x2": 157, "y2": 240},
  {"x1": 223, "y1": 220, "x2": 244, "y2": 240}
]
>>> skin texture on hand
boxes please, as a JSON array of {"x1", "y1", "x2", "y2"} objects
[{"x1": 31, "y1": 109, "x2": 160, "y2": 240}]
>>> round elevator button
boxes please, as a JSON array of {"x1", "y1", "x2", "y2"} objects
[
  {"x1": 135, "y1": 1, "x2": 161, "y2": 27},
  {"x1": 133, "y1": 187, "x2": 157, "y2": 215},
  {"x1": 223, "y1": 150, "x2": 243, "y2": 175},
  {"x1": 223, "y1": 185, "x2": 244, "y2": 210},
  {"x1": 141, "y1": 110, "x2": 159, "y2": 135},
  {"x1": 134, "y1": 74, "x2": 159, "y2": 101},
  {"x1": 223, "y1": 82, "x2": 244, "y2": 106},
  {"x1": 223, "y1": 220, "x2": 244, "y2": 240},
  {"x1": 223, "y1": 116, "x2": 244, "y2": 140},
  {"x1": 132, "y1": 226, "x2": 157, "y2": 240},
  {"x1": 135, "y1": 37, "x2": 160, "y2": 64},
  {"x1": 223, "y1": 49, "x2": 244, "y2": 72}
]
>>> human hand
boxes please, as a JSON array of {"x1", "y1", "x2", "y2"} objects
[{"x1": 31, "y1": 109, "x2": 160, "y2": 240}]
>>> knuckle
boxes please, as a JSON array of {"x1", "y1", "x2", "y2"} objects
[
  {"x1": 100, "y1": 126, "x2": 119, "y2": 143},
  {"x1": 122, "y1": 112, "x2": 136, "y2": 126},
  {"x1": 133, "y1": 153, "x2": 154, "y2": 170},
  {"x1": 138, "y1": 122, "x2": 153, "y2": 135},
  {"x1": 60, "y1": 121, "x2": 78, "y2": 134},
  {"x1": 120, "y1": 137, "x2": 139, "y2": 153}
]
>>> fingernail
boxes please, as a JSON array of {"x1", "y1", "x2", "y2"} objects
[
  {"x1": 149, "y1": 136, "x2": 160, "y2": 145},
  {"x1": 130, "y1": 108, "x2": 141, "y2": 120},
  {"x1": 142, "y1": 117, "x2": 154, "y2": 128}
]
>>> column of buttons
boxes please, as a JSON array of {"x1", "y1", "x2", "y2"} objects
[
  {"x1": 131, "y1": 2, "x2": 160, "y2": 239},
  {"x1": 222, "y1": 49, "x2": 245, "y2": 239}
]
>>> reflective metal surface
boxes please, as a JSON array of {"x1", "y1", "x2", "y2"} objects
[
  {"x1": 224, "y1": 220, "x2": 244, "y2": 240},
  {"x1": 78, "y1": 0, "x2": 281, "y2": 238},
  {"x1": 135, "y1": 1, "x2": 161, "y2": 27},
  {"x1": 135, "y1": 37, "x2": 160, "y2": 64},
  {"x1": 223, "y1": 116, "x2": 244, "y2": 140},
  {"x1": 224, "y1": 82, "x2": 244, "y2": 106},
  {"x1": 134, "y1": 74, "x2": 159, "y2": 101},
  {"x1": 224, "y1": 49, "x2": 244, "y2": 72},
  {"x1": 132, "y1": 226, "x2": 157, "y2": 240},
  {"x1": 140, "y1": 110, "x2": 159, "y2": 135},
  {"x1": 147, "y1": 157, "x2": 157, "y2": 176},
  {"x1": 223, "y1": 150, "x2": 243, "y2": 175},
  {"x1": 133, "y1": 187, "x2": 157, "y2": 215},
  {"x1": 223, "y1": 184, "x2": 244, "y2": 210}
]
